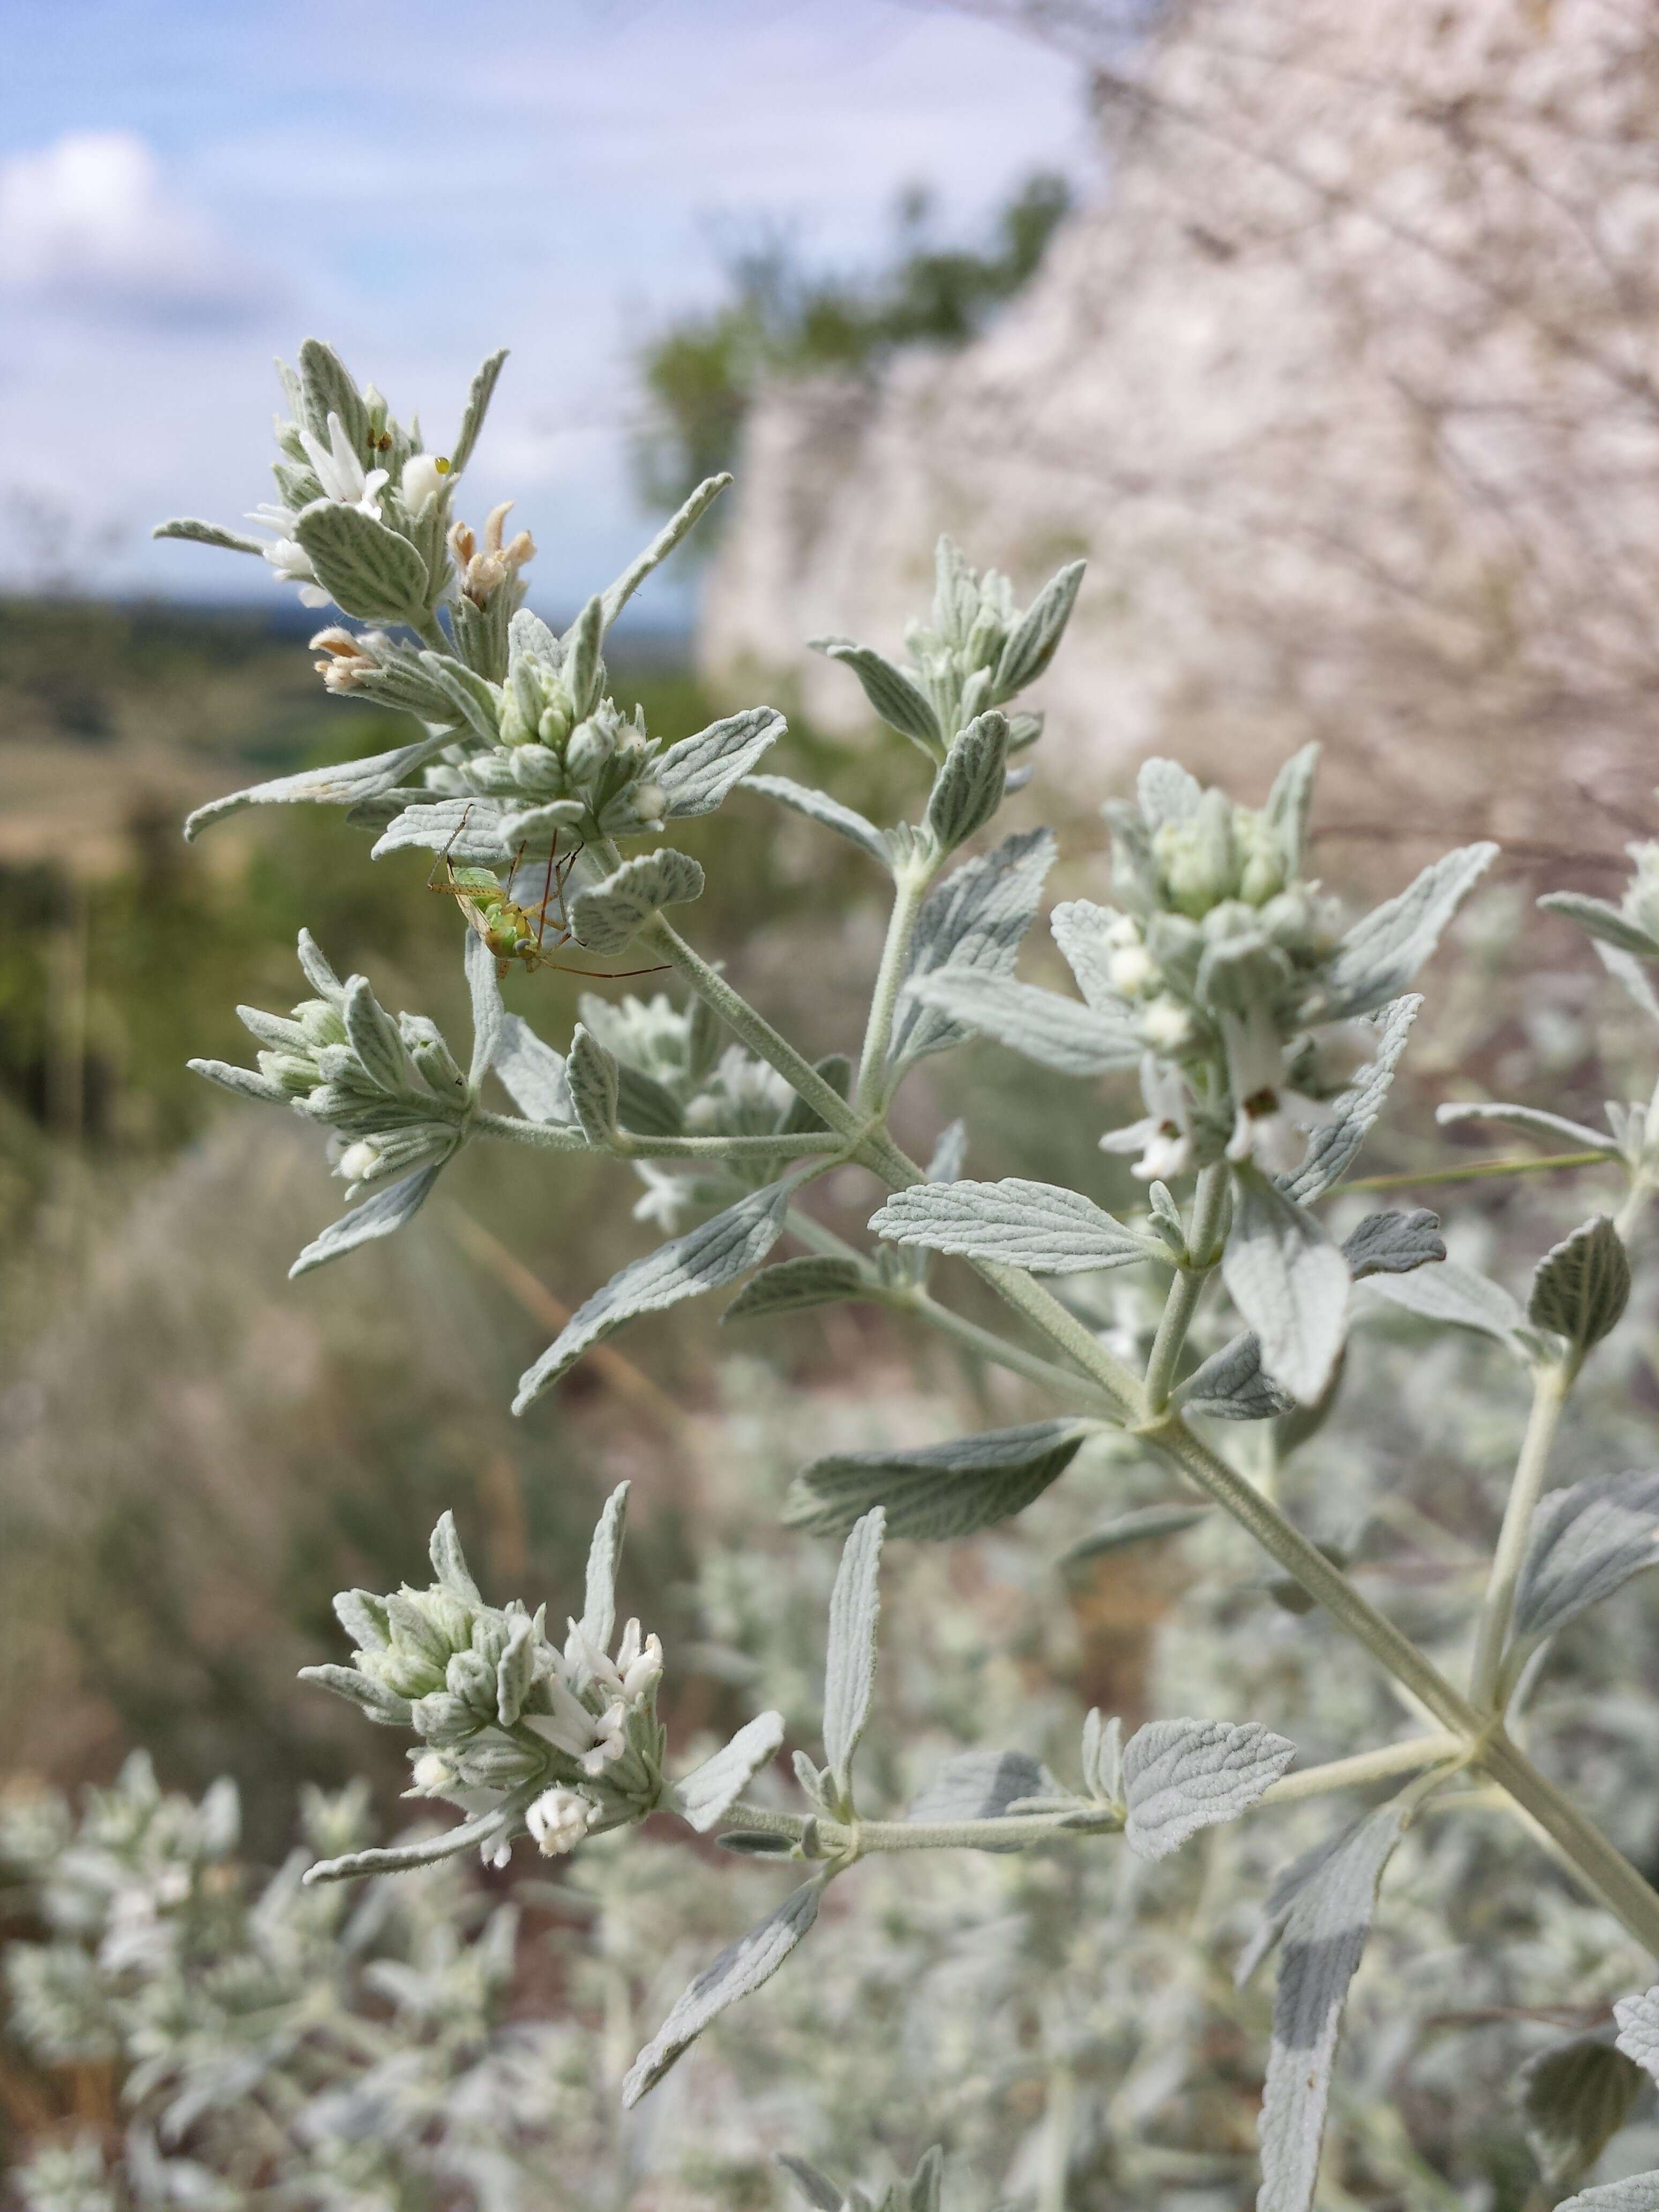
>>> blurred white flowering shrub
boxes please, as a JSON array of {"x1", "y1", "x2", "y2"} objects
[{"x1": 14, "y1": 335, "x2": 1659, "y2": 2208}]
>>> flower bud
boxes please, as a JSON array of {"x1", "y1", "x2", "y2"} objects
[{"x1": 526, "y1": 1787, "x2": 594, "y2": 1857}]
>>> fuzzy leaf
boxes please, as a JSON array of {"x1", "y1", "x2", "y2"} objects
[
  {"x1": 449, "y1": 347, "x2": 507, "y2": 476},
  {"x1": 906, "y1": 1750, "x2": 1050, "y2": 1850},
  {"x1": 565, "y1": 1025, "x2": 620, "y2": 1144},
  {"x1": 189, "y1": 1058, "x2": 286, "y2": 1106},
  {"x1": 811, "y1": 638, "x2": 943, "y2": 753},
  {"x1": 1058, "y1": 1504, "x2": 1212, "y2": 1566},
  {"x1": 1436, "y1": 1100, "x2": 1621, "y2": 1156},
  {"x1": 741, "y1": 773, "x2": 890, "y2": 864},
  {"x1": 490, "y1": 1015, "x2": 573, "y2": 1124},
  {"x1": 296, "y1": 1664, "x2": 411, "y2": 1729},
  {"x1": 1264, "y1": 743, "x2": 1320, "y2": 879},
  {"x1": 1257, "y1": 1800, "x2": 1410, "y2": 2212},
  {"x1": 1364, "y1": 1258, "x2": 1534, "y2": 1358},
  {"x1": 1521, "y1": 2036, "x2": 1644, "y2": 2181},
  {"x1": 779, "y1": 2157, "x2": 846, "y2": 2212},
  {"x1": 514, "y1": 1180, "x2": 791, "y2": 1409},
  {"x1": 371, "y1": 796, "x2": 517, "y2": 864},
  {"x1": 580, "y1": 1482, "x2": 630, "y2": 1652},
  {"x1": 671, "y1": 1712, "x2": 787, "y2": 1833},
  {"x1": 1614, "y1": 1987, "x2": 1659, "y2": 2085},
  {"x1": 1597, "y1": 940, "x2": 1659, "y2": 1024},
  {"x1": 870, "y1": 1178, "x2": 1151, "y2": 1274},
  {"x1": 623, "y1": 1877, "x2": 824, "y2": 2105},
  {"x1": 296, "y1": 338, "x2": 371, "y2": 452},
  {"x1": 1135, "y1": 757, "x2": 1204, "y2": 828},
  {"x1": 822, "y1": 1511, "x2": 884, "y2": 1807},
  {"x1": 787, "y1": 1422, "x2": 1086, "y2": 1541},
  {"x1": 1340, "y1": 1209, "x2": 1446, "y2": 1280},
  {"x1": 995, "y1": 559, "x2": 1085, "y2": 695},
  {"x1": 1529, "y1": 1216, "x2": 1631, "y2": 1351},
  {"x1": 1120, "y1": 1719, "x2": 1296, "y2": 1861},
  {"x1": 289, "y1": 1167, "x2": 443, "y2": 1279},
  {"x1": 925, "y1": 711, "x2": 1010, "y2": 852},
  {"x1": 304, "y1": 1803, "x2": 519, "y2": 1886},
  {"x1": 1556, "y1": 2179, "x2": 1659, "y2": 2212},
  {"x1": 888, "y1": 829, "x2": 1055, "y2": 1067},
  {"x1": 495, "y1": 1615, "x2": 537, "y2": 1727},
  {"x1": 598, "y1": 474, "x2": 729, "y2": 632},
  {"x1": 429, "y1": 1509, "x2": 482, "y2": 1604},
  {"x1": 1513, "y1": 1468, "x2": 1659, "y2": 1643},
  {"x1": 185, "y1": 733, "x2": 454, "y2": 841},
  {"x1": 294, "y1": 500, "x2": 430, "y2": 624},
  {"x1": 153, "y1": 517, "x2": 265, "y2": 555},
  {"x1": 723, "y1": 1256, "x2": 871, "y2": 1322},
  {"x1": 1280, "y1": 996, "x2": 1421, "y2": 1202},
  {"x1": 658, "y1": 707, "x2": 786, "y2": 818},
  {"x1": 462, "y1": 930, "x2": 504, "y2": 1087},
  {"x1": 569, "y1": 849, "x2": 706, "y2": 953},
  {"x1": 1323, "y1": 845, "x2": 1497, "y2": 1020},
  {"x1": 1540, "y1": 892, "x2": 1659, "y2": 959},
  {"x1": 902, "y1": 971, "x2": 1142, "y2": 1075},
  {"x1": 1221, "y1": 1169, "x2": 1348, "y2": 1403}
]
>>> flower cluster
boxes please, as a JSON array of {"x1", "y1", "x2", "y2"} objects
[
  {"x1": 188, "y1": 930, "x2": 502, "y2": 1275},
  {"x1": 1085, "y1": 753, "x2": 1489, "y2": 1179},
  {"x1": 812, "y1": 534, "x2": 1085, "y2": 760},
  {"x1": 416, "y1": 602, "x2": 670, "y2": 848},
  {"x1": 304, "y1": 1489, "x2": 666, "y2": 1878}
]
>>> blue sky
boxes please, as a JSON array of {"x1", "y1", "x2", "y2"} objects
[{"x1": 1, "y1": 1, "x2": 1094, "y2": 624}]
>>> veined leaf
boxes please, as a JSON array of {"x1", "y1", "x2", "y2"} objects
[
  {"x1": 289, "y1": 1167, "x2": 443, "y2": 1279},
  {"x1": 580, "y1": 1482, "x2": 629, "y2": 1653},
  {"x1": 888, "y1": 829, "x2": 1055, "y2": 1068},
  {"x1": 1257, "y1": 1800, "x2": 1411, "y2": 2212},
  {"x1": 597, "y1": 474, "x2": 729, "y2": 632},
  {"x1": 514, "y1": 1180, "x2": 791, "y2": 1410},
  {"x1": 1221, "y1": 1169, "x2": 1348, "y2": 1403},
  {"x1": 1513, "y1": 1467, "x2": 1659, "y2": 1643},
  {"x1": 1323, "y1": 844, "x2": 1497, "y2": 1020},
  {"x1": 671, "y1": 1711, "x2": 786, "y2": 1833},
  {"x1": 811, "y1": 637, "x2": 942, "y2": 754},
  {"x1": 186, "y1": 732, "x2": 455, "y2": 842},
  {"x1": 902, "y1": 971, "x2": 1142, "y2": 1075},
  {"x1": 658, "y1": 707, "x2": 785, "y2": 818},
  {"x1": 906, "y1": 1750, "x2": 1052, "y2": 1851},
  {"x1": 1556, "y1": 2179, "x2": 1659, "y2": 2212},
  {"x1": 1528, "y1": 1215, "x2": 1631, "y2": 1352},
  {"x1": 490, "y1": 1014, "x2": 573, "y2": 1124},
  {"x1": 821, "y1": 1511, "x2": 884, "y2": 1808},
  {"x1": 722, "y1": 1256, "x2": 872, "y2": 1323},
  {"x1": 1540, "y1": 891, "x2": 1659, "y2": 959},
  {"x1": 1437, "y1": 1100, "x2": 1621, "y2": 1156},
  {"x1": 294, "y1": 499, "x2": 430, "y2": 624},
  {"x1": 994, "y1": 559, "x2": 1085, "y2": 696},
  {"x1": 742, "y1": 773, "x2": 890, "y2": 864},
  {"x1": 622, "y1": 1877, "x2": 825, "y2": 2105},
  {"x1": 1280, "y1": 996, "x2": 1420, "y2": 1202},
  {"x1": 870, "y1": 1178, "x2": 1152, "y2": 1274},
  {"x1": 565, "y1": 1025, "x2": 620, "y2": 1144},
  {"x1": 1340, "y1": 1209, "x2": 1445, "y2": 1280},
  {"x1": 569, "y1": 849, "x2": 705, "y2": 954},
  {"x1": 925, "y1": 710, "x2": 1010, "y2": 852},
  {"x1": 1613, "y1": 1986, "x2": 1659, "y2": 2085},
  {"x1": 1363, "y1": 1259, "x2": 1534, "y2": 1359},
  {"x1": 1520, "y1": 2035, "x2": 1643, "y2": 2182},
  {"x1": 787, "y1": 1421, "x2": 1087, "y2": 1541},
  {"x1": 1120, "y1": 1718, "x2": 1296, "y2": 1861}
]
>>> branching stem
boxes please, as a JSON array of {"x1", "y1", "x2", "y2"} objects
[{"x1": 1470, "y1": 1358, "x2": 1575, "y2": 1709}]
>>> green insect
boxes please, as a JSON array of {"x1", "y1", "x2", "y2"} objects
[{"x1": 428, "y1": 812, "x2": 665, "y2": 981}]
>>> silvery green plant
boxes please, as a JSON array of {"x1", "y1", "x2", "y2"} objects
[{"x1": 162, "y1": 338, "x2": 1659, "y2": 2207}]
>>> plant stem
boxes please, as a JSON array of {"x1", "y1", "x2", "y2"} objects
[
  {"x1": 472, "y1": 1110, "x2": 588, "y2": 1150},
  {"x1": 907, "y1": 1289, "x2": 1125, "y2": 1414},
  {"x1": 1342, "y1": 1152, "x2": 1614, "y2": 1193},
  {"x1": 648, "y1": 925, "x2": 1659, "y2": 1949},
  {"x1": 1470, "y1": 1359, "x2": 1573, "y2": 1708},
  {"x1": 1143, "y1": 1162, "x2": 1229, "y2": 1413},
  {"x1": 1258, "y1": 1734, "x2": 1463, "y2": 1806},
  {"x1": 612, "y1": 1129, "x2": 848, "y2": 1161},
  {"x1": 854, "y1": 860, "x2": 933, "y2": 1112},
  {"x1": 647, "y1": 917, "x2": 865, "y2": 1138}
]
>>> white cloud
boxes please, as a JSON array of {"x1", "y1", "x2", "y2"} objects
[{"x1": 0, "y1": 131, "x2": 274, "y2": 325}]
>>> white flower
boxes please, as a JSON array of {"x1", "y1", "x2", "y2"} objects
[
  {"x1": 1220, "y1": 1005, "x2": 1347, "y2": 1174},
  {"x1": 1140, "y1": 997, "x2": 1195, "y2": 1054},
  {"x1": 526, "y1": 1787, "x2": 594, "y2": 1857},
  {"x1": 300, "y1": 411, "x2": 389, "y2": 517},
  {"x1": 337, "y1": 1139, "x2": 380, "y2": 1184},
  {"x1": 483, "y1": 1836, "x2": 512, "y2": 1870},
  {"x1": 399, "y1": 452, "x2": 450, "y2": 517},
  {"x1": 1101, "y1": 1059, "x2": 1194, "y2": 1180},
  {"x1": 1109, "y1": 944, "x2": 1155, "y2": 997},
  {"x1": 409, "y1": 1751, "x2": 454, "y2": 1793}
]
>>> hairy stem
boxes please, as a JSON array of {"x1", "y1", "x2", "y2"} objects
[
  {"x1": 906, "y1": 1288, "x2": 1127, "y2": 1414},
  {"x1": 1470, "y1": 1359, "x2": 1573, "y2": 1709},
  {"x1": 854, "y1": 860, "x2": 934, "y2": 1112},
  {"x1": 1343, "y1": 1152, "x2": 1615, "y2": 1193},
  {"x1": 647, "y1": 917, "x2": 865, "y2": 1138},
  {"x1": 647, "y1": 932, "x2": 1659, "y2": 1948},
  {"x1": 1143, "y1": 1162, "x2": 1229, "y2": 1412},
  {"x1": 1257, "y1": 1733, "x2": 1464, "y2": 1806}
]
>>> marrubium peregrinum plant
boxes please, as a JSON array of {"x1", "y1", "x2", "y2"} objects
[{"x1": 167, "y1": 338, "x2": 1659, "y2": 2203}]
